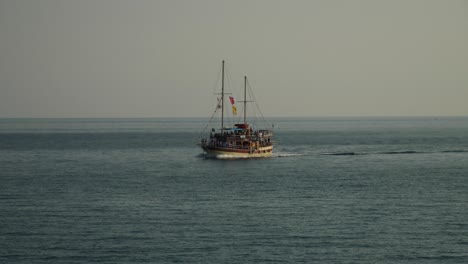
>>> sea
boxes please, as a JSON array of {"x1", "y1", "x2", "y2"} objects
[{"x1": 1, "y1": 117, "x2": 467, "y2": 263}]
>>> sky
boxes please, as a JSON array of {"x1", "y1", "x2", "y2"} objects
[{"x1": 0, "y1": 0, "x2": 467, "y2": 118}]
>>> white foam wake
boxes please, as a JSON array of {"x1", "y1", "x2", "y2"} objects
[
  {"x1": 215, "y1": 154, "x2": 251, "y2": 159},
  {"x1": 272, "y1": 152, "x2": 305, "y2": 158}
]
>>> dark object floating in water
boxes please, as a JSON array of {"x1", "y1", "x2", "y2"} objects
[
  {"x1": 322, "y1": 152, "x2": 359, "y2": 156},
  {"x1": 381, "y1": 150, "x2": 420, "y2": 155},
  {"x1": 441, "y1": 150, "x2": 468, "y2": 153}
]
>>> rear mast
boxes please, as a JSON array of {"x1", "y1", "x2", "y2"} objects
[
  {"x1": 221, "y1": 60, "x2": 225, "y2": 132},
  {"x1": 244, "y1": 76, "x2": 247, "y2": 125}
]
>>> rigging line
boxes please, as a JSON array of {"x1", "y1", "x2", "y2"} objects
[
  {"x1": 196, "y1": 65, "x2": 223, "y2": 143},
  {"x1": 225, "y1": 63, "x2": 242, "y2": 124},
  {"x1": 246, "y1": 79, "x2": 267, "y2": 123},
  {"x1": 211, "y1": 64, "x2": 222, "y2": 94},
  {"x1": 224, "y1": 63, "x2": 233, "y2": 122},
  {"x1": 197, "y1": 97, "x2": 221, "y2": 141},
  {"x1": 207, "y1": 68, "x2": 221, "y2": 107}
]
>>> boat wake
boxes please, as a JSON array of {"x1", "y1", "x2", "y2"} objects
[
  {"x1": 441, "y1": 150, "x2": 468, "y2": 153},
  {"x1": 200, "y1": 153, "x2": 270, "y2": 159},
  {"x1": 272, "y1": 152, "x2": 305, "y2": 158},
  {"x1": 321, "y1": 149, "x2": 468, "y2": 156},
  {"x1": 199, "y1": 152, "x2": 304, "y2": 159},
  {"x1": 380, "y1": 150, "x2": 421, "y2": 155},
  {"x1": 321, "y1": 152, "x2": 362, "y2": 156},
  {"x1": 199, "y1": 149, "x2": 468, "y2": 159},
  {"x1": 214, "y1": 154, "x2": 252, "y2": 159}
]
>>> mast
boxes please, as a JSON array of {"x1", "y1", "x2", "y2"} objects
[
  {"x1": 244, "y1": 76, "x2": 247, "y2": 125},
  {"x1": 221, "y1": 60, "x2": 225, "y2": 131}
]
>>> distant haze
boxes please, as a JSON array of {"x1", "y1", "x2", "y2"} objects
[{"x1": 1, "y1": 0, "x2": 467, "y2": 118}]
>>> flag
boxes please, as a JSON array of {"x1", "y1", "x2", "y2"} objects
[
  {"x1": 232, "y1": 105, "x2": 237, "y2": 115},
  {"x1": 229, "y1": 96, "x2": 235, "y2": 105}
]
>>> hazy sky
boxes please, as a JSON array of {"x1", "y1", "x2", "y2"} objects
[{"x1": 1, "y1": 0, "x2": 467, "y2": 118}]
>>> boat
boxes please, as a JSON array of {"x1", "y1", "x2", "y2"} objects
[{"x1": 200, "y1": 61, "x2": 273, "y2": 159}]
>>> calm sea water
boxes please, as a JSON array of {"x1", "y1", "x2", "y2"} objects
[{"x1": 1, "y1": 117, "x2": 468, "y2": 263}]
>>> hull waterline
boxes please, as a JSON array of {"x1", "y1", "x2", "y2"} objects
[{"x1": 203, "y1": 146, "x2": 273, "y2": 159}]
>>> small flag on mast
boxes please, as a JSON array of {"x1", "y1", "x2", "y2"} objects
[
  {"x1": 228, "y1": 96, "x2": 237, "y2": 115},
  {"x1": 232, "y1": 105, "x2": 237, "y2": 115},
  {"x1": 229, "y1": 96, "x2": 235, "y2": 105}
]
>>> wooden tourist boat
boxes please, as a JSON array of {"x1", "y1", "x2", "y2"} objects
[{"x1": 200, "y1": 61, "x2": 273, "y2": 159}]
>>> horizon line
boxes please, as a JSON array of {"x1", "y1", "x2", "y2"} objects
[{"x1": 0, "y1": 115, "x2": 467, "y2": 119}]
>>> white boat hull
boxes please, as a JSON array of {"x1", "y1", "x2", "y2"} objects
[{"x1": 203, "y1": 146, "x2": 273, "y2": 159}]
